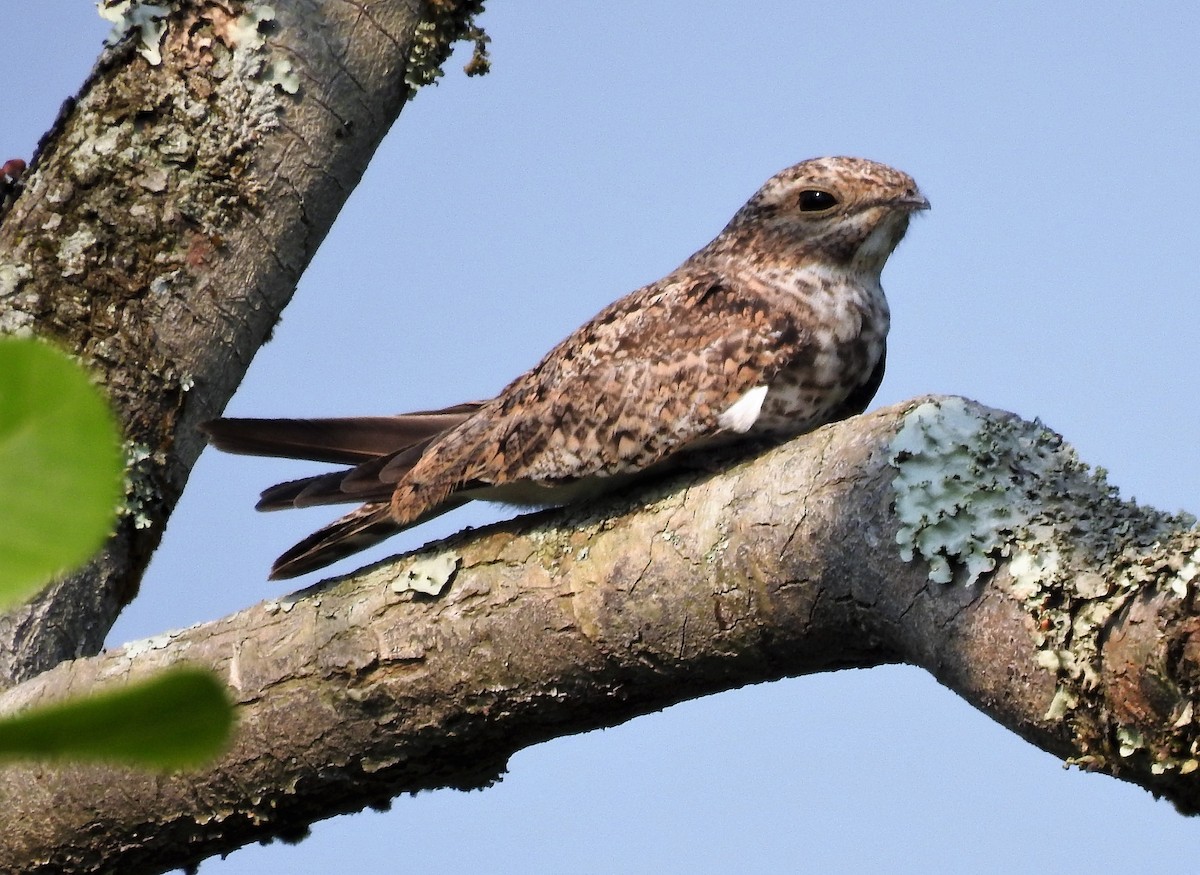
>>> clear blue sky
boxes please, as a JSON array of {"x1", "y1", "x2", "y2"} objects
[{"x1": 6, "y1": 3, "x2": 1200, "y2": 872}]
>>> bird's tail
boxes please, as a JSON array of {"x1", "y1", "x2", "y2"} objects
[
  {"x1": 269, "y1": 494, "x2": 471, "y2": 579},
  {"x1": 201, "y1": 404, "x2": 483, "y2": 465},
  {"x1": 200, "y1": 403, "x2": 485, "y2": 511},
  {"x1": 269, "y1": 504, "x2": 401, "y2": 580},
  {"x1": 201, "y1": 404, "x2": 488, "y2": 578}
]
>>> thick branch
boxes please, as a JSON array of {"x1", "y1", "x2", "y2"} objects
[
  {"x1": 0, "y1": 0, "x2": 484, "y2": 683},
  {"x1": 1, "y1": 398, "x2": 1196, "y2": 873}
]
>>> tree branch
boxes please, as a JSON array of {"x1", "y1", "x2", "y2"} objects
[
  {"x1": 0, "y1": 0, "x2": 485, "y2": 683},
  {"x1": 1, "y1": 397, "x2": 1196, "y2": 873}
]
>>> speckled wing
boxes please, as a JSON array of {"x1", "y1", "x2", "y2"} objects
[{"x1": 387, "y1": 269, "x2": 815, "y2": 523}]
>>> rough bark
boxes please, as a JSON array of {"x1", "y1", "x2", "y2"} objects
[
  {"x1": 0, "y1": 0, "x2": 487, "y2": 684},
  {"x1": 0, "y1": 398, "x2": 1197, "y2": 873}
]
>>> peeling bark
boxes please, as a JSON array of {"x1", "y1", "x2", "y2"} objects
[
  {"x1": 0, "y1": 0, "x2": 486, "y2": 683},
  {"x1": 0, "y1": 399, "x2": 1197, "y2": 872}
]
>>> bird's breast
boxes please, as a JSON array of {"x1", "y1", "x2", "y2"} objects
[{"x1": 748, "y1": 268, "x2": 889, "y2": 435}]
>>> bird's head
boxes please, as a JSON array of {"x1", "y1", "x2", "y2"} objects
[{"x1": 710, "y1": 156, "x2": 929, "y2": 279}]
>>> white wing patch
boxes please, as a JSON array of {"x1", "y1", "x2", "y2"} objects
[{"x1": 718, "y1": 385, "x2": 769, "y2": 433}]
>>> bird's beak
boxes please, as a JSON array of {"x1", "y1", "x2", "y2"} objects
[{"x1": 902, "y1": 192, "x2": 931, "y2": 211}]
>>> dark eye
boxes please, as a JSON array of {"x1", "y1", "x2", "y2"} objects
[{"x1": 798, "y1": 190, "x2": 839, "y2": 212}]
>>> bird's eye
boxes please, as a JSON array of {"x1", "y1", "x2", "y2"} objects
[{"x1": 797, "y1": 190, "x2": 839, "y2": 212}]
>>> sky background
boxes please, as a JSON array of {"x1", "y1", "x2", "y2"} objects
[{"x1": 6, "y1": 3, "x2": 1200, "y2": 872}]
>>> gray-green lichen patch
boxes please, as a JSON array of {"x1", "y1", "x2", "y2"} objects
[
  {"x1": 260, "y1": 59, "x2": 300, "y2": 96},
  {"x1": 226, "y1": 5, "x2": 300, "y2": 95},
  {"x1": 68, "y1": 4, "x2": 302, "y2": 251},
  {"x1": 228, "y1": 4, "x2": 275, "y2": 48},
  {"x1": 122, "y1": 630, "x2": 181, "y2": 659},
  {"x1": 57, "y1": 228, "x2": 100, "y2": 278},
  {"x1": 890, "y1": 397, "x2": 1055, "y2": 585},
  {"x1": 0, "y1": 262, "x2": 34, "y2": 335},
  {"x1": 404, "y1": 2, "x2": 490, "y2": 91},
  {"x1": 393, "y1": 552, "x2": 460, "y2": 597},
  {"x1": 405, "y1": 21, "x2": 449, "y2": 89},
  {"x1": 101, "y1": 1, "x2": 299, "y2": 93},
  {"x1": 890, "y1": 396, "x2": 1200, "y2": 775},
  {"x1": 121, "y1": 441, "x2": 164, "y2": 529},
  {"x1": 1092, "y1": 527, "x2": 1200, "y2": 776},
  {"x1": 890, "y1": 397, "x2": 1190, "y2": 588},
  {"x1": 99, "y1": 0, "x2": 170, "y2": 66}
]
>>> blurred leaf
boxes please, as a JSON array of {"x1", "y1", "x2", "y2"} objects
[
  {"x1": 0, "y1": 341, "x2": 230, "y2": 770},
  {"x1": 0, "y1": 338, "x2": 124, "y2": 609},
  {"x1": 0, "y1": 667, "x2": 234, "y2": 768}
]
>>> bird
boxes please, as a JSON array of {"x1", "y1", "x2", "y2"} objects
[{"x1": 203, "y1": 156, "x2": 928, "y2": 579}]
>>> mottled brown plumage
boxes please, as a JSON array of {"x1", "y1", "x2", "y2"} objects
[{"x1": 203, "y1": 157, "x2": 928, "y2": 578}]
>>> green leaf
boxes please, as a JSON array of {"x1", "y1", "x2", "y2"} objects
[
  {"x1": 0, "y1": 667, "x2": 234, "y2": 768},
  {"x1": 0, "y1": 338, "x2": 124, "y2": 609}
]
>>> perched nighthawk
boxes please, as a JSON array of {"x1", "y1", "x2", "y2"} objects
[{"x1": 203, "y1": 156, "x2": 928, "y2": 579}]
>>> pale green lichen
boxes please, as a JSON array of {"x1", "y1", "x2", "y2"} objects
[
  {"x1": 123, "y1": 631, "x2": 180, "y2": 658},
  {"x1": 890, "y1": 396, "x2": 1200, "y2": 776},
  {"x1": 405, "y1": 21, "x2": 447, "y2": 89},
  {"x1": 261, "y1": 59, "x2": 300, "y2": 95},
  {"x1": 1168, "y1": 544, "x2": 1200, "y2": 597},
  {"x1": 393, "y1": 552, "x2": 460, "y2": 596},
  {"x1": 57, "y1": 227, "x2": 99, "y2": 278},
  {"x1": 67, "y1": 4, "x2": 301, "y2": 256},
  {"x1": 0, "y1": 262, "x2": 34, "y2": 336},
  {"x1": 890, "y1": 397, "x2": 1186, "y2": 589},
  {"x1": 98, "y1": 0, "x2": 170, "y2": 65},
  {"x1": 404, "y1": 3, "x2": 491, "y2": 91},
  {"x1": 228, "y1": 5, "x2": 300, "y2": 94},
  {"x1": 1117, "y1": 725, "x2": 1146, "y2": 758},
  {"x1": 121, "y1": 441, "x2": 164, "y2": 529},
  {"x1": 148, "y1": 271, "x2": 177, "y2": 297},
  {"x1": 890, "y1": 397, "x2": 1056, "y2": 585},
  {"x1": 1044, "y1": 685, "x2": 1078, "y2": 721},
  {"x1": 229, "y1": 4, "x2": 275, "y2": 47},
  {"x1": 0, "y1": 261, "x2": 30, "y2": 294}
]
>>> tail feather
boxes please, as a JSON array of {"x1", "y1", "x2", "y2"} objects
[
  {"x1": 201, "y1": 402, "x2": 489, "y2": 578},
  {"x1": 254, "y1": 471, "x2": 390, "y2": 510},
  {"x1": 254, "y1": 437, "x2": 442, "y2": 511},
  {"x1": 201, "y1": 404, "x2": 483, "y2": 465},
  {"x1": 270, "y1": 496, "x2": 471, "y2": 579},
  {"x1": 270, "y1": 504, "x2": 400, "y2": 579}
]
